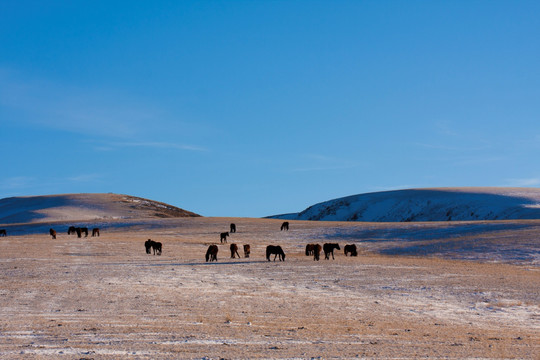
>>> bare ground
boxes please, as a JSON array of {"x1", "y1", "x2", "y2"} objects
[{"x1": 0, "y1": 217, "x2": 538, "y2": 359}]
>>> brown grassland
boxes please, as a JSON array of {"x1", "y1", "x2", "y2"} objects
[{"x1": 0, "y1": 217, "x2": 538, "y2": 359}]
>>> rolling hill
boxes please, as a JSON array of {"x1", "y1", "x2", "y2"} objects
[
  {"x1": 269, "y1": 187, "x2": 540, "y2": 222},
  {"x1": 0, "y1": 193, "x2": 200, "y2": 224}
]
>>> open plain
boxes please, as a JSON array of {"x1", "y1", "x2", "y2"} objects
[{"x1": 0, "y1": 217, "x2": 538, "y2": 359}]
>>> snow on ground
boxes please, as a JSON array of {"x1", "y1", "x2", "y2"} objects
[{"x1": 0, "y1": 217, "x2": 538, "y2": 359}]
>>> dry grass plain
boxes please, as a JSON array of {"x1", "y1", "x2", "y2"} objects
[{"x1": 0, "y1": 217, "x2": 538, "y2": 359}]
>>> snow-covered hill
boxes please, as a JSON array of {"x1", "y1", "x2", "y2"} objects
[
  {"x1": 0, "y1": 193, "x2": 200, "y2": 224},
  {"x1": 269, "y1": 187, "x2": 540, "y2": 222}
]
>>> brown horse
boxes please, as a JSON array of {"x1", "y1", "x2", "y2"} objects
[
  {"x1": 92, "y1": 228, "x2": 100, "y2": 237},
  {"x1": 305, "y1": 244, "x2": 315, "y2": 256},
  {"x1": 206, "y1": 244, "x2": 218, "y2": 262},
  {"x1": 266, "y1": 245, "x2": 285, "y2": 261},
  {"x1": 220, "y1": 232, "x2": 229, "y2": 243},
  {"x1": 230, "y1": 243, "x2": 241, "y2": 258},
  {"x1": 49, "y1": 228, "x2": 57, "y2": 239},
  {"x1": 344, "y1": 244, "x2": 358, "y2": 256},
  {"x1": 323, "y1": 243, "x2": 340, "y2": 260},
  {"x1": 243, "y1": 244, "x2": 250, "y2": 258},
  {"x1": 280, "y1": 221, "x2": 289, "y2": 231},
  {"x1": 0, "y1": 229, "x2": 6, "y2": 237}
]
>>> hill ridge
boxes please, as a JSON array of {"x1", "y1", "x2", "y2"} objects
[
  {"x1": 0, "y1": 193, "x2": 200, "y2": 224},
  {"x1": 269, "y1": 187, "x2": 540, "y2": 222}
]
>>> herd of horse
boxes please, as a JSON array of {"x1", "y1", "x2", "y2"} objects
[
  {"x1": 2, "y1": 221, "x2": 360, "y2": 263},
  {"x1": 187, "y1": 222, "x2": 357, "y2": 263}
]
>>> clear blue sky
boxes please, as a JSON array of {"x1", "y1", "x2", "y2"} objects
[{"x1": 1, "y1": 1, "x2": 539, "y2": 217}]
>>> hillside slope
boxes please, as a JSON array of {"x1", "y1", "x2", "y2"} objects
[
  {"x1": 270, "y1": 187, "x2": 540, "y2": 222},
  {"x1": 0, "y1": 193, "x2": 200, "y2": 224}
]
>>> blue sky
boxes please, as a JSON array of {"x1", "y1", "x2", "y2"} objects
[{"x1": 1, "y1": 1, "x2": 539, "y2": 217}]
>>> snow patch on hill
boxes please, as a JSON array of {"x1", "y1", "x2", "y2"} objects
[{"x1": 270, "y1": 187, "x2": 540, "y2": 222}]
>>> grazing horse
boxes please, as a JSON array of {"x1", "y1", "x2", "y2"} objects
[
  {"x1": 220, "y1": 232, "x2": 229, "y2": 243},
  {"x1": 0, "y1": 229, "x2": 6, "y2": 237},
  {"x1": 206, "y1": 244, "x2": 218, "y2": 262},
  {"x1": 152, "y1": 241, "x2": 162, "y2": 255},
  {"x1": 49, "y1": 228, "x2": 57, "y2": 239},
  {"x1": 230, "y1": 243, "x2": 240, "y2": 258},
  {"x1": 280, "y1": 221, "x2": 289, "y2": 231},
  {"x1": 80, "y1": 227, "x2": 89, "y2": 237},
  {"x1": 243, "y1": 244, "x2": 250, "y2": 258},
  {"x1": 344, "y1": 244, "x2": 358, "y2": 256},
  {"x1": 266, "y1": 245, "x2": 286, "y2": 261},
  {"x1": 230, "y1": 223, "x2": 236, "y2": 233},
  {"x1": 68, "y1": 226, "x2": 87, "y2": 238},
  {"x1": 92, "y1": 228, "x2": 100, "y2": 237},
  {"x1": 305, "y1": 244, "x2": 315, "y2": 256},
  {"x1": 323, "y1": 243, "x2": 340, "y2": 260},
  {"x1": 313, "y1": 244, "x2": 322, "y2": 261}
]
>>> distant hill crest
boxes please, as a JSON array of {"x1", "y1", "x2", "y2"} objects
[
  {"x1": 269, "y1": 187, "x2": 540, "y2": 222},
  {"x1": 0, "y1": 193, "x2": 200, "y2": 224}
]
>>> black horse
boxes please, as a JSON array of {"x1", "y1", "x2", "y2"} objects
[
  {"x1": 323, "y1": 243, "x2": 340, "y2": 260},
  {"x1": 0, "y1": 229, "x2": 6, "y2": 237},
  {"x1": 313, "y1": 244, "x2": 322, "y2": 261},
  {"x1": 266, "y1": 245, "x2": 286, "y2": 261},
  {"x1": 344, "y1": 244, "x2": 358, "y2": 256},
  {"x1": 68, "y1": 226, "x2": 88, "y2": 238},
  {"x1": 92, "y1": 228, "x2": 100, "y2": 237},
  {"x1": 220, "y1": 232, "x2": 229, "y2": 243},
  {"x1": 49, "y1": 228, "x2": 57, "y2": 239},
  {"x1": 280, "y1": 221, "x2": 289, "y2": 231},
  {"x1": 145, "y1": 239, "x2": 153, "y2": 254},
  {"x1": 144, "y1": 239, "x2": 162, "y2": 255},
  {"x1": 206, "y1": 244, "x2": 218, "y2": 262},
  {"x1": 230, "y1": 223, "x2": 236, "y2": 233}
]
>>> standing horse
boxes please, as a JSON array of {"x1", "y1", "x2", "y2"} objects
[
  {"x1": 344, "y1": 244, "x2": 358, "y2": 256},
  {"x1": 67, "y1": 226, "x2": 77, "y2": 235},
  {"x1": 49, "y1": 228, "x2": 57, "y2": 239},
  {"x1": 323, "y1": 243, "x2": 340, "y2": 260},
  {"x1": 266, "y1": 245, "x2": 286, "y2": 261},
  {"x1": 280, "y1": 222, "x2": 289, "y2": 231},
  {"x1": 230, "y1": 243, "x2": 240, "y2": 258},
  {"x1": 313, "y1": 244, "x2": 322, "y2": 261},
  {"x1": 92, "y1": 228, "x2": 100, "y2": 237},
  {"x1": 0, "y1": 229, "x2": 6, "y2": 237},
  {"x1": 145, "y1": 239, "x2": 153, "y2": 254},
  {"x1": 230, "y1": 223, "x2": 236, "y2": 233},
  {"x1": 243, "y1": 244, "x2": 250, "y2": 258},
  {"x1": 305, "y1": 244, "x2": 315, "y2": 256},
  {"x1": 206, "y1": 244, "x2": 218, "y2": 262},
  {"x1": 220, "y1": 232, "x2": 229, "y2": 243}
]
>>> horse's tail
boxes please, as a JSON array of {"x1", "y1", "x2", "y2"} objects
[{"x1": 205, "y1": 249, "x2": 210, "y2": 262}]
